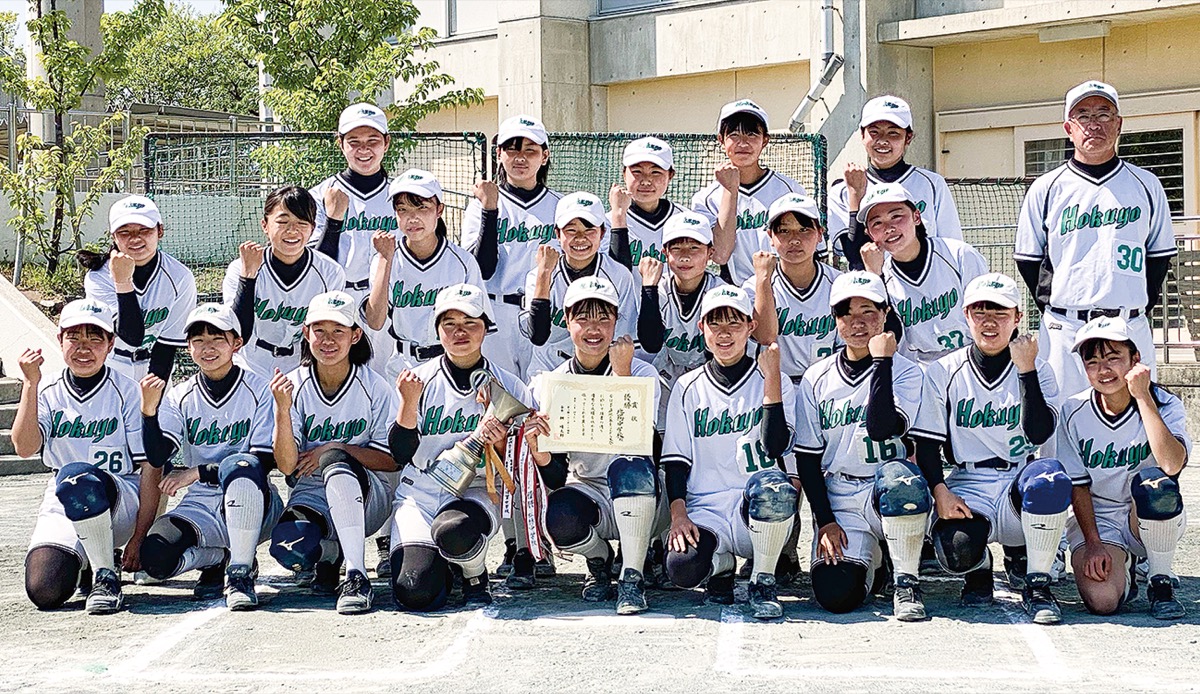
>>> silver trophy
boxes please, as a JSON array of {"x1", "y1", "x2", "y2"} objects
[{"x1": 426, "y1": 370, "x2": 531, "y2": 497}]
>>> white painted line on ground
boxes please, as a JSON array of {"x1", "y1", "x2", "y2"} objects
[
  {"x1": 531, "y1": 609, "x2": 677, "y2": 627},
  {"x1": 109, "y1": 601, "x2": 227, "y2": 676}
]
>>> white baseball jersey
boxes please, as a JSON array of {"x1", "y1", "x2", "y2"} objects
[
  {"x1": 286, "y1": 363, "x2": 396, "y2": 455},
  {"x1": 382, "y1": 237, "x2": 487, "y2": 348},
  {"x1": 883, "y1": 237, "x2": 989, "y2": 363},
  {"x1": 529, "y1": 356, "x2": 660, "y2": 483},
  {"x1": 911, "y1": 349, "x2": 1059, "y2": 466},
  {"x1": 650, "y1": 272, "x2": 727, "y2": 386},
  {"x1": 661, "y1": 361, "x2": 796, "y2": 501},
  {"x1": 36, "y1": 367, "x2": 147, "y2": 475},
  {"x1": 741, "y1": 263, "x2": 842, "y2": 379},
  {"x1": 461, "y1": 186, "x2": 563, "y2": 298},
  {"x1": 157, "y1": 368, "x2": 275, "y2": 471},
  {"x1": 828, "y1": 165, "x2": 963, "y2": 255},
  {"x1": 601, "y1": 200, "x2": 686, "y2": 265},
  {"x1": 310, "y1": 173, "x2": 398, "y2": 289},
  {"x1": 522, "y1": 255, "x2": 640, "y2": 378},
  {"x1": 691, "y1": 170, "x2": 806, "y2": 285},
  {"x1": 1058, "y1": 388, "x2": 1190, "y2": 512},
  {"x1": 1015, "y1": 160, "x2": 1176, "y2": 310},
  {"x1": 85, "y1": 251, "x2": 197, "y2": 358},
  {"x1": 222, "y1": 249, "x2": 346, "y2": 378},
  {"x1": 793, "y1": 353, "x2": 925, "y2": 479},
  {"x1": 408, "y1": 358, "x2": 531, "y2": 477}
]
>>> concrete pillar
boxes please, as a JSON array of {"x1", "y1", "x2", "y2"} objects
[
  {"x1": 26, "y1": 0, "x2": 105, "y2": 140},
  {"x1": 496, "y1": 0, "x2": 594, "y2": 130}
]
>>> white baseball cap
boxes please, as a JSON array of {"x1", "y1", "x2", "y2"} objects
[
  {"x1": 564, "y1": 276, "x2": 620, "y2": 310},
  {"x1": 59, "y1": 298, "x2": 115, "y2": 333},
  {"x1": 830, "y1": 271, "x2": 889, "y2": 307},
  {"x1": 717, "y1": 98, "x2": 769, "y2": 132},
  {"x1": 1072, "y1": 316, "x2": 1133, "y2": 353},
  {"x1": 433, "y1": 283, "x2": 493, "y2": 324},
  {"x1": 185, "y1": 303, "x2": 240, "y2": 336},
  {"x1": 964, "y1": 273, "x2": 1021, "y2": 310},
  {"x1": 860, "y1": 95, "x2": 913, "y2": 130},
  {"x1": 109, "y1": 195, "x2": 161, "y2": 232},
  {"x1": 767, "y1": 193, "x2": 822, "y2": 228},
  {"x1": 622, "y1": 136, "x2": 674, "y2": 170},
  {"x1": 497, "y1": 114, "x2": 549, "y2": 147},
  {"x1": 662, "y1": 212, "x2": 714, "y2": 246},
  {"x1": 305, "y1": 291, "x2": 358, "y2": 328},
  {"x1": 338, "y1": 103, "x2": 389, "y2": 135},
  {"x1": 1064, "y1": 80, "x2": 1120, "y2": 120},
  {"x1": 389, "y1": 168, "x2": 443, "y2": 202},
  {"x1": 855, "y1": 183, "x2": 917, "y2": 224},
  {"x1": 700, "y1": 285, "x2": 753, "y2": 319},
  {"x1": 555, "y1": 192, "x2": 607, "y2": 229}
]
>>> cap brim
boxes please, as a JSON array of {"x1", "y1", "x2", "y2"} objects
[
  {"x1": 768, "y1": 207, "x2": 821, "y2": 227},
  {"x1": 111, "y1": 213, "x2": 159, "y2": 231},
  {"x1": 859, "y1": 114, "x2": 911, "y2": 130},
  {"x1": 186, "y1": 317, "x2": 239, "y2": 334},
  {"x1": 1072, "y1": 330, "x2": 1130, "y2": 352},
  {"x1": 339, "y1": 119, "x2": 388, "y2": 135},
  {"x1": 831, "y1": 289, "x2": 888, "y2": 306},
  {"x1": 964, "y1": 291, "x2": 1019, "y2": 309},
  {"x1": 389, "y1": 184, "x2": 442, "y2": 201},
  {"x1": 663, "y1": 230, "x2": 712, "y2": 246},
  {"x1": 701, "y1": 298, "x2": 752, "y2": 318},
  {"x1": 498, "y1": 128, "x2": 548, "y2": 146},
  {"x1": 435, "y1": 301, "x2": 490, "y2": 322},
  {"x1": 565, "y1": 291, "x2": 618, "y2": 309},
  {"x1": 60, "y1": 316, "x2": 114, "y2": 333},
  {"x1": 622, "y1": 153, "x2": 672, "y2": 170},
  {"x1": 305, "y1": 310, "x2": 357, "y2": 327},
  {"x1": 1067, "y1": 91, "x2": 1118, "y2": 117}
]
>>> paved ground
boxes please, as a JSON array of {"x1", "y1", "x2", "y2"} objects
[{"x1": 3, "y1": 468, "x2": 1200, "y2": 694}]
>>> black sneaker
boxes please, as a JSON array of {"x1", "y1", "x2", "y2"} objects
[
  {"x1": 706, "y1": 570, "x2": 735, "y2": 606},
  {"x1": 644, "y1": 540, "x2": 675, "y2": 590},
  {"x1": 374, "y1": 536, "x2": 392, "y2": 579},
  {"x1": 582, "y1": 546, "x2": 616, "y2": 602},
  {"x1": 86, "y1": 568, "x2": 123, "y2": 615},
  {"x1": 893, "y1": 573, "x2": 926, "y2": 622},
  {"x1": 774, "y1": 553, "x2": 801, "y2": 588},
  {"x1": 737, "y1": 559, "x2": 754, "y2": 580},
  {"x1": 462, "y1": 573, "x2": 493, "y2": 607},
  {"x1": 74, "y1": 567, "x2": 94, "y2": 601},
  {"x1": 495, "y1": 539, "x2": 517, "y2": 578},
  {"x1": 961, "y1": 568, "x2": 994, "y2": 607},
  {"x1": 225, "y1": 564, "x2": 258, "y2": 611},
  {"x1": 615, "y1": 568, "x2": 647, "y2": 615},
  {"x1": 312, "y1": 559, "x2": 341, "y2": 596},
  {"x1": 193, "y1": 562, "x2": 226, "y2": 601},
  {"x1": 748, "y1": 573, "x2": 783, "y2": 619},
  {"x1": 535, "y1": 554, "x2": 556, "y2": 578},
  {"x1": 1148, "y1": 574, "x2": 1185, "y2": 620},
  {"x1": 336, "y1": 570, "x2": 373, "y2": 614},
  {"x1": 506, "y1": 548, "x2": 536, "y2": 590},
  {"x1": 1022, "y1": 572, "x2": 1061, "y2": 624},
  {"x1": 1003, "y1": 546, "x2": 1027, "y2": 591}
]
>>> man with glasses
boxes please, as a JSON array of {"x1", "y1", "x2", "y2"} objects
[{"x1": 1014, "y1": 81, "x2": 1176, "y2": 398}]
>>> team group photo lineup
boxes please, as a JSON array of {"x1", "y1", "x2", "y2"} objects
[{"x1": 13, "y1": 61, "x2": 1194, "y2": 640}]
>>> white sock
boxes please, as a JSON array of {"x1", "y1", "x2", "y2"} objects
[
  {"x1": 224, "y1": 478, "x2": 264, "y2": 569},
  {"x1": 179, "y1": 546, "x2": 227, "y2": 575},
  {"x1": 72, "y1": 513, "x2": 115, "y2": 573},
  {"x1": 712, "y1": 550, "x2": 735, "y2": 577},
  {"x1": 1022, "y1": 510, "x2": 1068, "y2": 575},
  {"x1": 611, "y1": 495, "x2": 656, "y2": 577},
  {"x1": 1138, "y1": 515, "x2": 1185, "y2": 578},
  {"x1": 882, "y1": 513, "x2": 927, "y2": 579},
  {"x1": 748, "y1": 517, "x2": 793, "y2": 583},
  {"x1": 453, "y1": 546, "x2": 489, "y2": 579},
  {"x1": 324, "y1": 474, "x2": 367, "y2": 576},
  {"x1": 565, "y1": 527, "x2": 609, "y2": 561}
]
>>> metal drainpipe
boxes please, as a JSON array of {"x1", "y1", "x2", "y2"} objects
[{"x1": 789, "y1": 0, "x2": 844, "y2": 134}]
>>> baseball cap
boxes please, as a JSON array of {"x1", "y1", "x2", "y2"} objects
[
  {"x1": 433, "y1": 283, "x2": 493, "y2": 324},
  {"x1": 389, "y1": 168, "x2": 443, "y2": 202},
  {"x1": 109, "y1": 195, "x2": 161, "y2": 233},
  {"x1": 767, "y1": 193, "x2": 822, "y2": 228},
  {"x1": 700, "y1": 285, "x2": 753, "y2": 319},
  {"x1": 860, "y1": 95, "x2": 913, "y2": 130},
  {"x1": 338, "y1": 103, "x2": 389, "y2": 135},
  {"x1": 497, "y1": 114, "x2": 549, "y2": 147},
  {"x1": 59, "y1": 298, "x2": 115, "y2": 333},
  {"x1": 185, "y1": 303, "x2": 240, "y2": 337},
  {"x1": 829, "y1": 271, "x2": 889, "y2": 307},
  {"x1": 1072, "y1": 316, "x2": 1133, "y2": 353},
  {"x1": 564, "y1": 276, "x2": 620, "y2": 310},
  {"x1": 305, "y1": 291, "x2": 358, "y2": 328},
  {"x1": 555, "y1": 192, "x2": 607, "y2": 229},
  {"x1": 964, "y1": 273, "x2": 1021, "y2": 309},
  {"x1": 1064, "y1": 80, "x2": 1120, "y2": 120},
  {"x1": 855, "y1": 183, "x2": 917, "y2": 224},
  {"x1": 622, "y1": 137, "x2": 674, "y2": 170},
  {"x1": 717, "y1": 99, "x2": 769, "y2": 132},
  {"x1": 662, "y1": 212, "x2": 714, "y2": 246}
]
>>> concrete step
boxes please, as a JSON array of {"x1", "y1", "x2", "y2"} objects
[
  {"x1": 0, "y1": 404, "x2": 16, "y2": 429},
  {"x1": 0, "y1": 454, "x2": 44, "y2": 475},
  {"x1": 0, "y1": 431, "x2": 14, "y2": 456},
  {"x1": 0, "y1": 378, "x2": 19, "y2": 405}
]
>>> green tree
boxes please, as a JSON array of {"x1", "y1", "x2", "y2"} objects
[
  {"x1": 105, "y1": 2, "x2": 258, "y2": 115},
  {"x1": 0, "y1": 1, "x2": 164, "y2": 275},
  {"x1": 221, "y1": 0, "x2": 483, "y2": 131}
]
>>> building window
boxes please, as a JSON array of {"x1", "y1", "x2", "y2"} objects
[
  {"x1": 447, "y1": 0, "x2": 496, "y2": 36},
  {"x1": 598, "y1": 0, "x2": 675, "y2": 14},
  {"x1": 1023, "y1": 129, "x2": 1185, "y2": 216}
]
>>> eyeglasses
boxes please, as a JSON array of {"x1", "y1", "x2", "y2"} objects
[{"x1": 1070, "y1": 112, "x2": 1116, "y2": 126}]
